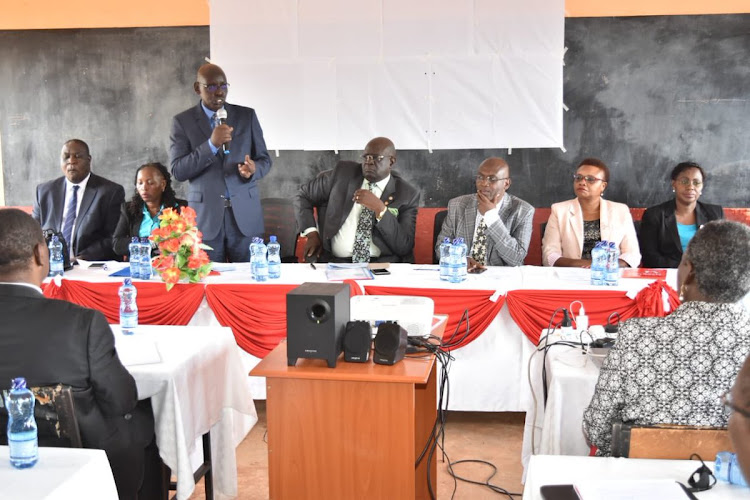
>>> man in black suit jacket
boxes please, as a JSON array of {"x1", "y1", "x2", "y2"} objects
[
  {"x1": 295, "y1": 137, "x2": 420, "y2": 263},
  {"x1": 0, "y1": 209, "x2": 157, "y2": 499},
  {"x1": 32, "y1": 139, "x2": 125, "y2": 261},
  {"x1": 170, "y1": 63, "x2": 272, "y2": 262}
]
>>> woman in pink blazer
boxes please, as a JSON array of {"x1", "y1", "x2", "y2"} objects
[{"x1": 542, "y1": 158, "x2": 641, "y2": 268}]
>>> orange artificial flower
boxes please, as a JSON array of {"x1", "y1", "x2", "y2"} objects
[
  {"x1": 159, "y1": 238, "x2": 181, "y2": 254},
  {"x1": 161, "y1": 267, "x2": 181, "y2": 284}
]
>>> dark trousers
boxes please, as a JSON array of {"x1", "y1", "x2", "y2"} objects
[{"x1": 203, "y1": 207, "x2": 257, "y2": 263}]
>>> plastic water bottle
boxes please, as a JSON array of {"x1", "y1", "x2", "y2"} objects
[
  {"x1": 5, "y1": 377, "x2": 38, "y2": 469},
  {"x1": 119, "y1": 278, "x2": 138, "y2": 334},
  {"x1": 255, "y1": 239, "x2": 268, "y2": 282},
  {"x1": 715, "y1": 452, "x2": 748, "y2": 487},
  {"x1": 267, "y1": 235, "x2": 281, "y2": 279},
  {"x1": 439, "y1": 237, "x2": 451, "y2": 281},
  {"x1": 457, "y1": 237, "x2": 468, "y2": 281},
  {"x1": 590, "y1": 241, "x2": 606, "y2": 286},
  {"x1": 605, "y1": 242, "x2": 620, "y2": 286},
  {"x1": 449, "y1": 239, "x2": 464, "y2": 283},
  {"x1": 48, "y1": 235, "x2": 64, "y2": 277},
  {"x1": 128, "y1": 237, "x2": 140, "y2": 279},
  {"x1": 139, "y1": 237, "x2": 152, "y2": 281},
  {"x1": 249, "y1": 237, "x2": 260, "y2": 280}
]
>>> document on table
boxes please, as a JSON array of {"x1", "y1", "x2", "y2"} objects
[
  {"x1": 114, "y1": 332, "x2": 162, "y2": 366},
  {"x1": 325, "y1": 263, "x2": 374, "y2": 281}
]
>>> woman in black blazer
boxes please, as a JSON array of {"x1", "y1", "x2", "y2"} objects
[
  {"x1": 639, "y1": 162, "x2": 723, "y2": 268},
  {"x1": 112, "y1": 162, "x2": 187, "y2": 258}
]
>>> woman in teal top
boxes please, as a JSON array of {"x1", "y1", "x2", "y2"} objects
[
  {"x1": 639, "y1": 162, "x2": 724, "y2": 268},
  {"x1": 112, "y1": 162, "x2": 187, "y2": 258}
]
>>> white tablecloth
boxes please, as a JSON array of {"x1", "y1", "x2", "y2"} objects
[
  {"x1": 0, "y1": 446, "x2": 118, "y2": 499},
  {"x1": 113, "y1": 324, "x2": 258, "y2": 500},
  {"x1": 523, "y1": 455, "x2": 749, "y2": 499}
]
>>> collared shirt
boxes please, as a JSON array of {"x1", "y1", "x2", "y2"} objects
[
  {"x1": 0, "y1": 282, "x2": 43, "y2": 295},
  {"x1": 201, "y1": 101, "x2": 223, "y2": 155},
  {"x1": 62, "y1": 173, "x2": 91, "y2": 257},
  {"x1": 331, "y1": 175, "x2": 391, "y2": 259},
  {"x1": 470, "y1": 193, "x2": 506, "y2": 255},
  {"x1": 139, "y1": 204, "x2": 164, "y2": 238}
]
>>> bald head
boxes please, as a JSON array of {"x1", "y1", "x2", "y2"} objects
[
  {"x1": 361, "y1": 137, "x2": 396, "y2": 183},
  {"x1": 194, "y1": 64, "x2": 228, "y2": 111},
  {"x1": 476, "y1": 157, "x2": 511, "y2": 201},
  {"x1": 0, "y1": 209, "x2": 48, "y2": 285}
]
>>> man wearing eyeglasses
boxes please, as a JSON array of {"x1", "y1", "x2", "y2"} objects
[
  {"x1": 435, "y1": 158, "x2": 534, "y2": 269},
  {"x1": 295, "y1": 137, "x2": 420, "y2": 263},
  {"x1": 170, "y1": 63, "x2": 272, "y2": 262}
]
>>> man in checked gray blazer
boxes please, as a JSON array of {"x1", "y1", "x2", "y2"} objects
[{"x1": 435, "y1": 158, "x2": 534, "y2": 270}]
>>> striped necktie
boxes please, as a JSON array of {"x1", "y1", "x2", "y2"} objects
[{"x1": 62, "y1": 185, "x2": 79, "y2": 251}]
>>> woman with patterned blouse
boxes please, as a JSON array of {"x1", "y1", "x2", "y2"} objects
[
  {"x1": 542, "y1": 158, "x2": 640, "y2": 268},
  {"x1": 583, "y1": 220, "x2": 750, "y2": 455}
]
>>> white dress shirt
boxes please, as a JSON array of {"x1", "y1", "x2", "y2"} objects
[
  {"x1": 331, "y1": 175, "x2": 390, "y2": 259},
  {"x1": 61, "y1": 173, "x2": 91, "y2": 257}
]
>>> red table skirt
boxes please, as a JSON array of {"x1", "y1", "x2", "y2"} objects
[{"x1": 43, "y1": 278, "x2": 678, "y2": 357}]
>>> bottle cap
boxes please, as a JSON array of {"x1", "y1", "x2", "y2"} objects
[
  {"x1": 270, "y1": 235, "x2": 277, "y2": 242},
  {"x1": 11, "y1": 377, "x2": 26, "y2": 390},
  {"x1": 124, "y1": 278, "x2": 133, "y2": 286},
  {"x1": 132, "y1": 237, "x2": 139, "y2": 242}
]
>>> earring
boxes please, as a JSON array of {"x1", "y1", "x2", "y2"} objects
[
  {"x1": 679, "y1": 283, "x2": 687, "y2": 302},
  {"x1": 672, "y1": 188, "x2": 675, "y2": 193}
]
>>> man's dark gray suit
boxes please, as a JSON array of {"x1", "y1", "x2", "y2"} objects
[
  {"x1": 32, "y1": 173, "x2": 124, "y2": 261},
  {"x1": 0, "y1": 283, "x2": 154, "y2": 498},
  {"x1": 170, "y1": 101, "x2": 271, "y2": 242},
  {"x1": 295, "y1": 161, "x2": 420, "y2": 262}
]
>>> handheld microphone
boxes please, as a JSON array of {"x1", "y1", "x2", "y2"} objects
[{"x1": 216, "y1": 108, "x2": 230, "y2": 153}]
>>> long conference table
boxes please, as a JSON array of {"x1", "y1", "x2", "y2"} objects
[{"x1": 44, "y1": 262, "x2": 691, "y2": 476}]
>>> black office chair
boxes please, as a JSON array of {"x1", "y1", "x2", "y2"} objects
[
  {"x1": 0, "y1": 384, "x2": 82, "y2": 448},
  {"x1": 432, "y1": 210, "x2": 448, "y2": 264},
  {"x1": 261, "y1": 197, "x2": 299, "y2": 263}
]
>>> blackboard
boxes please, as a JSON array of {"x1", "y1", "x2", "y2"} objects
[{"x1": 2, "y1": 15, "x2": 749, "y2": 209}]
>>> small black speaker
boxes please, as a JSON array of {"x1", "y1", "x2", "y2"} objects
[
  {"x1": 373, "y1": 321, "x2": 407, "y2": 365},
  {"x1": 287, "y1": 282, "x2": 350, "y2": 368},
  {"x1": 344, "y1": 321, "x2": 371, "y2": 363}
]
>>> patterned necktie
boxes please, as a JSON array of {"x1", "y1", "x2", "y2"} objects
[
  {"x1": 62, "y1": 185, "x2": 79, "y2": 251},
  {"x1": 471, "y1": 217, "x2": 488, "y2": 265},
  {"x1": 352, "y1": 182, "x2": 375, "y2": 263}
]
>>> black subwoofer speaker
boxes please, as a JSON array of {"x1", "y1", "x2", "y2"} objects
[
  {"x1": 286, "y1": 282, "x2": 350, "y2": 368},
  {"x1": 344, "y1": 321, "x2": 371, "y2": 363},
  {"x1": 373, "y1": 321, "x2": 407, "y2": 365}
]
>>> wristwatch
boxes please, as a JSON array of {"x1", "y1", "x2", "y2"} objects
[{"x1": 376, "y1": 207, "x2": 387, "y2": 221}]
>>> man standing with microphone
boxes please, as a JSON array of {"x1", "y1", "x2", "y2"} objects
[{"x1": 170, "y1": 63, "x2": 272, "y2": 262}]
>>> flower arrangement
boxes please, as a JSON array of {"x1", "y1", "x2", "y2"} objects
[{"x1": 149, "y1": 206, "x2": 212, "y2": 290}]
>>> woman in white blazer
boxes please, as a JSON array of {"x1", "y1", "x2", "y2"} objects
[{"x1": 542, "y1": 158, "x2": 641, "y2": 268}]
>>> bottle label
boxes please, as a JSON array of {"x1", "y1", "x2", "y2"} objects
[{"x1": 9, "y1": 431, "x2": 38, "y2": 459}]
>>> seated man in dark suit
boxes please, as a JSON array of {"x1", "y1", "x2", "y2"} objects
[
  {"x1": 32, "y1": 139, "x2": 125, "y2": 262},
  {"x1": 295, "y1": 137, "x2": 420, "y2": 263},
  {"x1": 0, "y1": 209, "x2": 158, "y2": 499},
  {"x1": 436, "y1": 157, "x2": 534, "y2": 270}
]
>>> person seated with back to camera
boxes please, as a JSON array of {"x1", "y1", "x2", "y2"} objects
[
  {"x1": 542, "y1": 158, "x2": 640, "y2": 268},
  {"x1": 112, "y1": 162, "x2": 187, "y2": 259},
  {"x1": 639, "y1": 161, "x2": 723, "y2": 268},
  {"x1": 582, "y1": 220, "x2": 750, "y2": 455}
]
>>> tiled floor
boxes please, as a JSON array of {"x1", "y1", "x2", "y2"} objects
[{"x1": 188, "y1": 401, "x2": 525, "y2": 499}]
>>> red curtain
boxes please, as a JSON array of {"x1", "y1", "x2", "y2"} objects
[
  {"x1": 204, "y1": 283, "x2": 300, "y2": 358},
  {"x1": 506, "y1": 280, "x2": 680, "y2": 345},
  {"x1": 42, "y1": 280, "x2": 204, "y2": 325},
  {"x1": 363, "y1": 286, "x2": 505, "y2": 350}
]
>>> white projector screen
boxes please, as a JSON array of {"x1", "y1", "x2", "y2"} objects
[{"x1": 210, "y1": 0, "x2": 564, "y2": 151}]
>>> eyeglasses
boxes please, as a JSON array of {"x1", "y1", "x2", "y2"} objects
[
  {"x1": 199, "y1": 83, "x2": 230, "y2": 92},
  {"x1": 677, "y1": 178, "x2": 703, "y2": 187},
  {"x1": 475, "y1": 175, "x2": 508, "y2": 184},
  {"x1": 361, "y1": 154, "x2": 390, "y2": 164},
  {"x1": 573, "y1": 174, "x2": 605, "y2": 184},
  {"x1": 721, "y1": 391, "x2": 750, "y2": 418}
]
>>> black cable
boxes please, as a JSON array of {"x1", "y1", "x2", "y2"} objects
[
  {"x1": 445, "y1": 458, "x2": 523, "y2": 499},
  {"x1": 540, "y1": 307, "x2": 567, "y2": 406}
]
